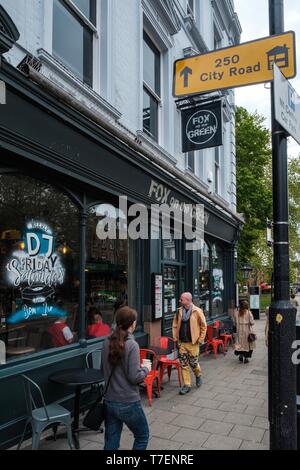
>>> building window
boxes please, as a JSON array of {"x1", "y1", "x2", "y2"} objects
[
  {"x1": 85, "y1": 204, "x2": 128, "y2": 335},
  {"x1": 143, "y1": 32, "x2": 161, "y2": 142},
  {"x1": 187, "y1": 0, "x2": 195, "y2": 16},
  {"x1": 211, "y1": 243, "x2": 224, "y2": 317},
  {"x1": 187, "y1": 152, "x2": 195, "y2": 173},
  {"x1": 214, "y1": 26, "x2": 222, "y2": 50},
  {"x1": 199, "y1": 241, "x2": 210, "y2": 317},
  {"x1": 214, "y1": 147, "x2": 220, "y2": 194},
  {"x1": 53, "y1": 0, "x2": 96, "y2": 86},
  {"x1": 0, "y1": 174, "x2": 80, "y2": 364}
]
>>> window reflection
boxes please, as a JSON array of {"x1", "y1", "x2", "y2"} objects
[
  {"x1": 53, "y1": 0, "x2": 93, "y2": 86},
  {"x1": 163, "y1": 239, "x2": 176, "y2": 261},
  {"x1": 199, "y1": 241, "x2": 210, "y2": 316},
  {"x1": 86, "y1": 205, "x2": 128, "y2": 331},
  {"x1": 0, "y1": 174, "x2": 80, "y2": 363},
  {"x1": 212, "y1": 243, "x2": 224, "y2": 317}
]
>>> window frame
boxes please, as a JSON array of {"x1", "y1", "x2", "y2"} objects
[
  {"x1": 143, "y1": 31, "x2": 162, "y2": 142},
  {"x1": 186, "y1": 151, "x2": 195, "y2": 173},
  {"x1": 64, "y1": 0, "x2": 97, "y2": 30},
  {"x1": 52, "y1": 0, "x2": 97, "y2": 87},
  {"x1": 214, "y1": 147, "x2": 220, "y2": 194},
  {"x1": 187, "y1": 0, "x2": 195, "y2": 16}
]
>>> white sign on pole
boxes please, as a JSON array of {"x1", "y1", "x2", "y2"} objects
[
  {"x1": 0, "y1": 81, "x2": 5, "y2": 104},
  {"x1": 274, "y1": 64, "x2": 300, "y2": 145}
]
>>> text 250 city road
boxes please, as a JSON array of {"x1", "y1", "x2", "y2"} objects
[{"x1": 173, "y1": 31, "x2": 296, "y2": 96}]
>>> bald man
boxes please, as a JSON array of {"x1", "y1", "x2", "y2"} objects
[{"x1": 173, "y1": 292, "x2": 207, "y2": 395}]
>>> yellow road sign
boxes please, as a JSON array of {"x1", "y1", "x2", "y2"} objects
[{"x1": 173, "y1": 31, "x2": 296, "y2": 97}]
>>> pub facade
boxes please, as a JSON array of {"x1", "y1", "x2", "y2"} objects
[{"x1": 0, "y1": 0, "x2": 242, "y2": 448}]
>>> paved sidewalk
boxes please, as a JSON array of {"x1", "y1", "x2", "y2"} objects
[{"x1": 18, "y1": 316, "x2": 269, "y2": 451}]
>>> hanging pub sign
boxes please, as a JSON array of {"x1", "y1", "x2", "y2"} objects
[{"x1": 181, "y1": 100, "x2": 223, "y2": 153}]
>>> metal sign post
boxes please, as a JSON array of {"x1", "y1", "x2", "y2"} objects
[{"x1": 268, "y1": 0, "x2": 297, "y2": 450}]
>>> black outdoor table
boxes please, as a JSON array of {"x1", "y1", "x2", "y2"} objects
[
  {"x1": 149, "y1": 345, "x2": 173, "y2": 356},
  {"x1": 49, "y1": 368, "x2": 104, "y2": 449}
]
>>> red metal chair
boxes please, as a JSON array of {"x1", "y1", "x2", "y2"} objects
[
  {"x1": 139, "y1": 349, "x2": 161, "y2": 406},
  {"x1": 205, "y1": 325, "x2": 225, "y2": 358},
  {"x1": 214, "y1": 320, "x2": 234, "y2": 351},
  {"x1": 155, "y1": 337, "x2": 181, "y2": 386}
]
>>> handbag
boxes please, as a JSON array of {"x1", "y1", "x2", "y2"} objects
[
  {"x1": 248, "y1": 332, "x2": 257, "y2": 343},
  {"x1": 83, "y1": 366, "x2": 115, "y2": 431}
]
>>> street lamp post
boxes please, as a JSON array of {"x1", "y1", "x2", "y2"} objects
[
  {"x1": 240, "y1": 264, "x2": 252, "y2": 295},
  {"x1": 268, "y1": 0, "x2": 297, "y2": 450}
]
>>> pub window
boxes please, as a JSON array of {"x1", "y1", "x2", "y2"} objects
[
  {"x1": 143, "y1": 32, "x2": 161, "y2": 142},
  {"x1": 187, "y1": 0, "x2": 195, "y2": 16},
  {"x1": 214, "y1": 146, "x2": 220, "y2": 194},
  {"x1": 199, "y1": 241, "x2": 210, "y2": 317},
  {"x1": 211, "y1": 243, "x2": 224, "y2": 317},
  {"x1": 214, "y1": 26, "x2": 222, "y2": 50},
  {"x1": 53, "y1": 0, "x2": 97, "y2": 86},
  {"x1": 187, "y1": 151, "x2": 195, "y2": 173},
  {"x1": 85, "y1": 204, "x2": 128, "y2": 338},
  {"x1": 0, "y1": 174, "x2": 80, "y2": 365}
]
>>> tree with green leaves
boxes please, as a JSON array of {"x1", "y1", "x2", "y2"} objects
[{"x1": 235, "y1": 107, "x2": 273, "y2": 272}]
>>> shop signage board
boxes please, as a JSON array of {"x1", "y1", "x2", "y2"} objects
[
  {"x1": 173, "y1": 31, "x2": 296, "y2": 97},
  {"x1": 274, "y1": 64, "x2": 300, "y2": 145},
  {"x1": 5, "y1": 221, "x2": 66, "y2": 324},
  {"x1": 152, "y1": 273, "x2": 163, "y2": 320},
  {"x1": 0, "y1": 81, "x2": 5, "y2": 104},
  {"x1": 181, "y1": 100, "x2": 223, "y2": 152}
]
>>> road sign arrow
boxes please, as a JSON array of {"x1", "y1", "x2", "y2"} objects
[{"x1": 180, "y1": 66, "x2": 193, "y2": 88}]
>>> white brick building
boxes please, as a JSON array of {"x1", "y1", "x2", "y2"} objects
[
  {"x1": 0, "y1": 1, "x2": 244, "y2": 448},
  {"x1": 1, "y1": 0, "x2": 241, "y2": 210}
]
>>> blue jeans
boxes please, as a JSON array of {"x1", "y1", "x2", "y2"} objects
[{"x1": 104, "y1": 400, "x2": 149, "y2": 450}]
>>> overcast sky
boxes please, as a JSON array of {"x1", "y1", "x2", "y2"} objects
[{"x1": 234, "y1": 0, "x2": 300, "y2": 158}]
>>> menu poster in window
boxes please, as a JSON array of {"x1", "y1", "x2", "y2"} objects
[
  {"x1": 5, "y1": 221, "x2": 66, "y2": 324},
  {"x1": 152, "y1": 273, "x2": 163, "y2": 320}
]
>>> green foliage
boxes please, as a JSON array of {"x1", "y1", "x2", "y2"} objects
[
  {"x1": 288, "y1": 157, "x2": 300, "y2": 260},
  {"x1": 235, "y1": 107, "x2": 273, "y2": 268},
  {"x1": 236, "y1": 107, "x2": 300, "y2": 282}
]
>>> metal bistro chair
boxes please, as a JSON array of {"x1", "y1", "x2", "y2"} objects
[
  {"x1": 86, "y1": 348, "x2": 104, "y2": 398},
  {"x1": 85, "y1": 348, "x2": 105, "y2": 434},
  {"x1": 18, "y1": 374, "x2": 73, "y2": 450}
]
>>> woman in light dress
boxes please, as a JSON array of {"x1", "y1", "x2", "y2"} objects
[{"x1": 233, "y1": 300, "x2": 256, "y2": 364}]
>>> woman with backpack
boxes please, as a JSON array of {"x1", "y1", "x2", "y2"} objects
[
  {"x1": 233, "y1": 300, "x2": 256, "y2": 364},
  {"x1": 101, "y1": 306, "x2": 151, "y2": 450}
]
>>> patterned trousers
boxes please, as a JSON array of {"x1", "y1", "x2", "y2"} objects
[{"x1": 178, "y1": 342, "x2": 202, "y2": 387}]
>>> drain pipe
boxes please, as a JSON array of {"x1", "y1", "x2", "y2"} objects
[{"x1": 22, "y1": 64, "x2": 243, "y2": 225}]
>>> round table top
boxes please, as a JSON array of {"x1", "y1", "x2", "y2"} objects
[
  {"x1": 148, "y1": 345, "x2": 174, "y2": 356},
  {"x1": 49, "y1": 368, "x2": 104, "y2": 387}
]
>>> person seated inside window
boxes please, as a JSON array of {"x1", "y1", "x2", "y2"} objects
[
  {"x1": 47, "y1": 315, "x2": 74, "y2": 348},
  {"x1": 87, "y1": 307, "x2": 110, "y2": 338}
]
